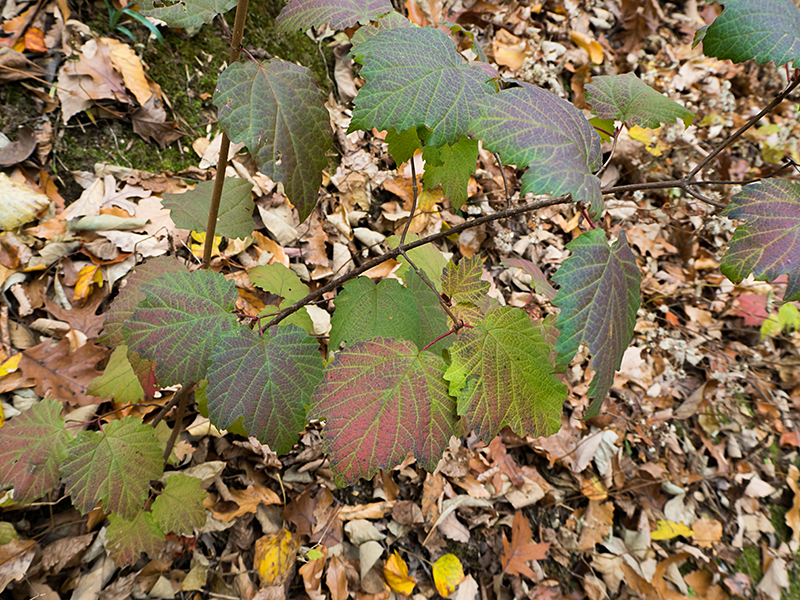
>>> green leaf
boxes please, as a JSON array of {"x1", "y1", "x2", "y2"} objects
[
  {"x1": 349, "y1": 26, "x2": 498, "y2": 147},
  {"x1": 422, "y1": 136, "x2": 479, "y2": 211},
  {"x1": 106, "y1": 512, "x2": 165, "y2": 567},
  {"x1": 100, "y1": 256, "x2": 188, "y2": 347},
  {"x1": 404, "y1": 268, "x2": 451, "y2": 353},
  {"x1": 123, "y1": 270, "x2": 239, "y2": 386},
  {"x1": 442, "y1": 256, "x2": 489, "y2": 305},
  {"x1": 214, "y1": 58, "x2": 333, "y2": 222},
  {"x1": 138, "y1": 0, "x2": 237, "y2": 28},
  {"x1": 276, "y1": 0, "x2": 394, "y2": 32},
  {"x1": 470, "y1": 82, "x2": 603, "y2": 218},
  {"x1": 0, "y1": 398, "x2": 70, "y2": 504},
  {"x1": 62, "y1": 416, "x2": 164, "y2": 518},
  {"x1": 195, "y1": 379, "x2": 249, "y2": 437},
  {"x1": 350, "y1": 11, "x2": 412, "y2": 47},
  {"x1": 206, "y1": 325, "x2": 323, "y2": 454},
  {"x1": 151, "y1": 474, "x2": 207, "y2": 534},
  {"x1": 552, "y1": 229, "x2": 641, "y2": 418},
  {"x1": 585, "y1": 72, "x2": 696, "y2": 129},
  {"x1": 779, "y1": 302, "x2": 800, "y2": 330},
  {"x1": 386, "y1": 233, "x2": 447, "y2": 291},
  {"x1": 312, "y1": 337, "x2": 460, "y2": 485},
  {"x1": 386, "y1": 127, "x2": 422, "y2": 166},
  {"x1": 162, "y1": 178, "x2": 255, "y2": 239},
  {"x1": 694, "y1": 0, "x2": 800, "y2": 68},
  {"x1": 329, "y1": 277, "x2": 423, "y2": 351},
  {"x1": 444, "y1": 306, "x2": 566, "y2": 441},
  {"x1": 250, "y1": 263, "x2": 314, "y2": 333},
  {"x1": 720, "y1": 179, "x2": 800, "y2": 301},
  {"x1": 87, "y1": 345, "x2": 144, "y2": 405},
  {"x1": 589, "y1": 117, "x2": 615, "y2": 143}
]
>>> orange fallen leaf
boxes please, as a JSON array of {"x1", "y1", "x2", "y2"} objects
[
  {"x1": 383, "y1": 551, "x2": 415, "y2": 596},
  {"x1": 73, "y1": 264, "x2": 103, "y2": 304},
  {"x1": 692, "y1": 518, "x2": 722, "y2": 548},
  {"x1": 501, "y1": 511, "x2": 549, "y2": 579},
  {"x1": 787, "y1": 465, "x2": 800, "y2": 552},
  {"x1": 24, "y1": 27, "x2": 46, "y2": 53},
  {"x1": 432, "y1": 553, "x2": 465, "y2": 596},
  {"x1": 569, "y1": 30, "x2": 604, "y2": 64}
]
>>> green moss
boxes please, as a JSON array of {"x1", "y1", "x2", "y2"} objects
[
  {"x1": 0, "y1": 84, "x2": 42, "y2": 134},
  {"x1": 734, "y1": 546, "x2": 762, "y2": 584},
  {"x1": 769, "y1": 504, "x2": 790, "y2": 542}
]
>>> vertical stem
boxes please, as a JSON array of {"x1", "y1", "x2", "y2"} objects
[
  {"x1": 202, "y1": 0, "x2": 251, "y2": 268},
  {"x1": 162, "y1": 384, "x2": 192, "y2": 463}
]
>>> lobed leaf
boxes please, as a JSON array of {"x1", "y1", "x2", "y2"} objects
[
  {"x1": 469, "y1": 82, "x2": 603, "y2": 218},
  {"x1": 249, "y1": 263, "x2": 314, "y2": 333},
  {"x1": 585, "y1": 72, "x2": 696, "y2": 129},
  {"x1": 552, "y1": 229, "x2": 641, "y2": 418},
  {"x1": 444, "y1": 306, "x2": 566, "y2": 441},
  {"x1": 349, "y1": 26, "x2": 498, "y2": 147},
  {"x1": 694, "y1": 0, "x2": 800, "y2": 68},
  {"x1": 421, "y1": 136, "x2": 480, "y2": 211},
  {"x1": 350, "y1": 10, "x2": 412, "y2": 47},
  {"x1": 214, "y1": 58, "x2": 332, "y2": 222},
  {"x1": 106, "y1": 512, "x2": 165, "y2": 567},
  {"x1": 151, "y1": 474, "x2": 207, "y2": 534},
  {"x1": 276, "y1": 0, "x2": 394, "y2": 32},
  {"x1": 206, "y1": 325, "x2": 323, "y2": 454},
  {"x1": 162, "y1": 178, "x2": 255, "y2": 239},
  {"x1": 87, "y1": 345, "x2": 144, "y2": 405},
  {"x1": 312, "y1": 337, "x2": 460, "y2": 485},
  {"x1": 442, "y1": 256, "x2": 489, "y2": 305},
  {"x1": 385, "y1": 127, "x2": 422, "y2": 165},
  {"x1": 138, "y1": 0, "x2": 237, "y2": 28},
  {"x1": 123, "y1": 270, "x2": 239, "y2": 386},
  {"x1": 720, "y1": 179, "x2": 800, "y2": 301},
  {"x1": 0, "y1": 398, "x2": 70, "y2": 504},
  {"x1": 62, "y1": 416, "x2": 164, "y2": 518},
  {"x1": 386, "y1": 234, "x2": 447, "y2": 290},
  {"x1": 404, "y1": 268, "x2": 451, "y2": 353}
]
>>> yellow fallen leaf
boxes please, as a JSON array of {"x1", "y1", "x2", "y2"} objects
[
  {"x1": 105, "y1": 37, "x2": 154, "y2": 106},
  {"x1": 255, "y1": 529, "x2": 299, "y2": 585},
  {"x1": 629, "y1": 126, "x2": 667, "y2": 157},
  {"x1": 433, "y1": 554, "x2": 465, "y2": 597},
  {"x1": 383, "y1": 551, "x2": 415, "y2": 596},
  {"x1": 0, "y1": 354, "x2": 21, "y2": 378},
  {"x1": 650, "y1": 520, "x2": 694, "y2": 541},
  {"x1": 189, "y1": 231, "x2": 222, "y2": 258},
  {"x1": 569, "y1": 30, "x2": 604, "y2": 64},
  {"x1": 73, "y1": 264, "x2": 103, "y2": 303}
]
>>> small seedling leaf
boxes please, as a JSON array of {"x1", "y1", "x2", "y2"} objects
[
  {"x1": 162, "y1": 178, "x2": 255, "y2": 239},
  {"x1": 422, "y1": 136, "x2": 480, "y2": 210}
]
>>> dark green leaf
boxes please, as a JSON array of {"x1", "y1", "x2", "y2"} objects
[
  {"x1": 350, "y1": 10, "x2": 411, "y2": 46},
  {"x1": 276, "y1": 0, "x2": 394, "y2": 32},
  {"x1": 386, "y1": 127, "x2": 422, "y2": 166},
  {"x1": 151, "y1": 474, "x2": 207, "y2": 534},
  {"x1": 162, "y1": 178, "x2": 255, "y2": 239},
  {"x1": 422, "y1": 136, "x2": 479, "y2": 211},
  {"x1": 138, "y1": 0, "x2": 237, "y2": 28}
]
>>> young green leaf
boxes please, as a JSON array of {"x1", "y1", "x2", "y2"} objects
[
  {"x1": 62, "y1": 416, "x2": 164, "y2": 518},
  {"x1": 106, "y1": 512, "x2": 165, "y2": 567},
  {"x1": 720, "y1": 179, "x2": 800, "y2": 301},
  {"x1": 312, "y1": 337, "x2": 460, "y2": 485},
  {"x1": 87, "y1": 345, "x2": 145, "y2": 405},
  {"x1": 694, "y1": 0, "x2": 800, "y2": 68},
  {"x1": 442, "y1": 256, "x2": 489, "y2": 305},
  {"x1": 422, "y1": 136, "x2": 480, "y2": 211},
  {"x1": 404, "y1": 268, "x2": 451, "y2": 353},
  {"x1": 123, "y1": 270, "x2": 239, "y2": 386},
  {"x1": 276, "y1": 0, "x2": 394, "y2": 32},
  {"x1": 585, "y1": 72, "x2": 696, "y2": 129},
  {"x1": 469, "y1": 82, "x2": 603, "y2": 219},
  {"x1": 385, "y1": 127, "x2": 422, "y2": 166},
  {"x1": 552, "y1": 229, "x2": 641, "y2": 418},
  {"x1": 214, "y1": 58, "x2": 332, "y2": 222},
  {"x1": 206, "y1": 325, "x2": 324, "y2": 454},
  {"x1": 151, "y1": 474, "x2": 207, "y2": 534},
  {"x1": 0, "y1": 398, "x2": 70, "y2": 504},
  {"x1": 444, "y1": 306, "x2": 566, "y2": 441},
  {"x1": 138, "y1": 0, "x2": 237, "y2": 28},
  {"x1": 386, "y1": 233, "x2": 447, "y2": 290},
  {"x1": 162, "y1": 178, "x2": 255, "y2": 239},
  {"x1": 349, "y1": 26, "x2": 498, "y2": 147},
  {"x1": 249, "y1": 263, "x2": 314, "y2": 333}
]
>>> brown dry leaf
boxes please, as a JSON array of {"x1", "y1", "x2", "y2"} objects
[
  {"x1": 131, "y1": 95, "x2": 184, "y2": 148},
  {"x1": 255, "y1": 529, "x2": 300, "y2": 585},
  {"x1": 337, "y1": 501, "x2": 395, "y2": 521},
  {"x1": 105, "y1": 37, "x2": 153, "y2": 106},
  {"x1": 0, "y1": 539, "x2": 36, "y2": 592},
  {"x1": 501, "y1": 511, "x2": 549, "y2": 579},
  {"x1": 493, "y1": 29, "x2": 527, "y2": 70},
  {"x1": 578, "y1": 500, "x2": 614, "y2": 551},
  {"x1": 787, "y1": 465, "x2": 800, "y2": 552},
  {"x1": 253, "y1": 231, "x2": 289, "y2": 267},
  {"x1": 326, "y1": 554, "x2": 348, "y2": 600},
  {"x1": 569, "y1": 30, "x2": 604, "y2": 64},
  {"x1": 0, "y1": 173, "x2": 50, "y2": 230},
  {"x1": 44, "y1": 290, "x2": 106, "y2": 338},
  {"x1": 299, "y1": 546, "x2": 327, "y2": 600},
  {"x1": 0, "y1": 125, "x2": 37, "y2": 166},
  {"x1": 693, "y1": 518, "x2": 723, "y2": 548},
  {"x1": 0, "y1": 47, "x2": 47, "y2": 84},
  {"x1": 41, "y1": 533, "x2": 94, "y2": 574},
  {"x1": 209, "y1": 484, "x2": 282, "y2": 522}
]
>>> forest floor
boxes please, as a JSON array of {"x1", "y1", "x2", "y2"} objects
[{"x1": 1, "y1": 0, "x2": 800, "y2": 599}]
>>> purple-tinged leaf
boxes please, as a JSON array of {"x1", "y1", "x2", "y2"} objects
[
  {"x1": 586, "y1": 72, "x2": 696, "y2": 129},
  {"x1": 151, "y1": 474, "x2": 206, "y2": 534},
  {"x1": 469, "y1": 82, "x2": 603, "y2": 218},
  {"x1": 350, "y1": 10, "x2": 411, "y2": 46},
  {"x1": 123, "y1": 270, "x2": 238, "y2": 386},
  {"x1": 162, "y1": 178, "x2": 255, "y2": 239},
  {"x1": 276, "y1": 0, "x2": 394, "y2": 32},
  {"x1": 139, "y1": 0, "x2": 237, "y2": 28},
  {"x1": 422, "y1": 136, "x2": 479, "y2": 211},
  {"x1": 100, "y1": 256, "x2": 188, "y2": 347},
  {"x1": 206, "y1": 325, "x2": 323, "y2": 454},
  {"x1": 62, "y1": 416, "x2": 164, "y2": 518},
  {"x1": 312, "y1": 337, "x2": 460, "y2": 485},
  {"x1": 694, "y1": 0, "x2": 800, "y2": 68},
  {"x1": 214, "y1": 58, "x2": 332, "y2": 222},
  {"x1": 552, "y1": 229, "x2": 641, "y2": 418},
  {"x1": 444, "y1": 306, "x2": 566, "y2": 442},
  {"x1": 442, "y1": 256, "x2": 489, "y2": 305},
  {"x1": 106, "y1": 512, "x2": 165, "y2": 567},
  {"x1": 502, "y1": 258, "x2": 557, "y2": 301},
  {"x1": 349, "y1": 26, "x2": 498, "y2": 147},
  {"x1": 0, "y1": 398, "x2": 70, "y2": 504},
  {"x1": 720, "y1": 179, "x2": 800, "y2": 301},
  {"x1": 87, "y1": 345, "x2": 144, "y2": 405}
]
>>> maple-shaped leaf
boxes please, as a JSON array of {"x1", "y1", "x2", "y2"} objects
[
  {"x1": 444, "y1": 306, "x2": 565, "y2": 442},
  {"x1": 312, "y1": 337, "x2": 460, "y2": 485},
  {"x1": 349, "y1": 26, "x2": 498, "y2": 147},
  {"x1": 106, "y1": 511, "x2": 165, "y2": 567},
  {"x1": 552, "y1": 229, "x2": 641, "y2": 418},
  {"x1": 214, "y1": 58, "x2": 332, "y2": 222},
  {"x1": 694, "y1": 0, "x2": 800, "y2": 68},
  {"x1": 138, "y1": 0, "x2": 237, "y2": 28},
  {"x1": 421, "y1": 136, "x2": 479, "y2": 211},
  {"x1": 719, "y1": 179, "x2": 800, "y2": 302},
  {"x1": 0, "y1": 398, "x2": 70, "y2": 504},
  {"x1": 585, "y1": 72, "x2": 696, "y2": 129},
  {"x1": 329, "y1": 277, "x2": 424, "y2": 351},
  {"x1": 123, "y1": 270, "x2": 239, "y2": 386},
  {"x1": 62, "y1": 416, "x2": 164, "y2": 518},
  {"x1": 276, "y1": 0, "x2": 394, "y2": 32},
  {"x1": 100, "y1": 256, "x2": 188, "y2": 347},
  {"x1": 386, "y1": 127, "x2": 422, "y2": 166},
  {"x1": 206, "y1": 324, "x2": 323, "y2": 454},
  {"x1": 501, "y1": 511, "x2": 549, "y2": 579},
  {"x1": 151, "y1": 474, "x2": 207, "y2": 534},
  {"x1": 442, "y1": 256, "x2": 490, "y2": 305},
  {"x1": 469, "y1": 82, "x2": 603, "y2": 218},
  {"x1": 162, "y1": 178, "x2": 255, "y2": 239},
  {"x1": 386, "y1": 233, "x2": 447, "y2": 291},
  {"x1": 87, "y1": 345, "x2": 144, "y2": 405},
  {"x1": 404, "y1": 268, "x2": 451, "y2": 353},
  {"x1": 350, "y1": 10, "x2": 411, "y2": 46}
]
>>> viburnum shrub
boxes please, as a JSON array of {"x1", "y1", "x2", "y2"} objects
[{"x1": 2, "y1": 0, "x2": 800, "y2": 565}]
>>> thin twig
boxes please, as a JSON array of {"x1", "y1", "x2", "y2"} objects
[
  {"x1": 399, "y1": 159, "x2": 419, "y2": 247},
  {"x1": 594, "y1": 128, "x2": 619, "y2": 179},
  {"x1": 494, "y1": 152, "x2": 511, "y2": 207},
  {"x1": 163, "y1": 384, "x2": 193, "y2": 463},
  {"x1": 151, "y1": 384, "x2": 192, "y2": 429}
]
